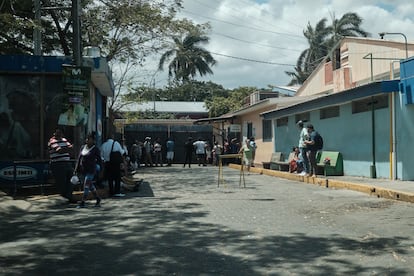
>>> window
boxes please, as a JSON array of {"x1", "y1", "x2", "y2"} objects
[
  {"x1": 320, "y1": 106, "x2": 340, "y2": 119},
  {"x1": 262, "y1": 119, "x2": 272, "y2": 140},
  {"x1": 247, "y1": 122, "x2": 253, "y2": 138},
  {"x1": 352, "y1": 95, "x2": 389, "y2": 114},
  {"x1": 276, "y1": 117, "x2": 288, "y2": 126},
  {"x1": 295, "y1": 112, "x2": 310, "y2": 124}
]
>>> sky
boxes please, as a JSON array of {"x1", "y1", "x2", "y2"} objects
[{"x1": 143, "y1": 0, "x2": 414, "y2": 90}]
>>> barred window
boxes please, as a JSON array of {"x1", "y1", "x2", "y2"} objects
[
  {"x1": 320, "y1": 106, "x2": 340, "y2": 119},
  {"x1": 262, "y1": 119, "x2": 272, "y2": 141},
  {"x1": 352, "y1": 95, "x2": 388, "y2": 114},
  {"x1": 276, "y1": 117, "x2": 288, "y2": 126}
]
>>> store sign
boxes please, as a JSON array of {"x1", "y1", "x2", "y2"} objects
[
  {"x1": 0, "y1": 166, "x2": 38, "y2": 181},
  {"x1": 59, "y1": 65, "x2": 91, "y2": 126},
  {"x1": 62, "y1": 65, "x2": 91, "y2": 101},
  {"x1": 229, "y1": 124, "x2": 241, "y2": 132}
]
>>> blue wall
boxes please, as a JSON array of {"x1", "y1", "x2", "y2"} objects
[{"x1": 274, "y1": 101, "x2": 392, "y2": 178}]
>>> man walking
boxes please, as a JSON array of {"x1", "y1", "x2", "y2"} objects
[{"x1": 101, "y1": 135, "x2": 125, "y2": 197}]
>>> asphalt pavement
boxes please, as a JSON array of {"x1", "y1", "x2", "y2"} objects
[{"x1": 1, "y1": 164, "x2": 414, "y2": 275}]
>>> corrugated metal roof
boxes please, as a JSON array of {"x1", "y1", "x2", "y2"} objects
[{"x1": 120, "y1": 101, "x2": 208, "y2": 113}]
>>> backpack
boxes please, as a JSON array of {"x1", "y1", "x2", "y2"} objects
[{"x1": 314, "y1": 132, "x2": 323, "y2": 150}]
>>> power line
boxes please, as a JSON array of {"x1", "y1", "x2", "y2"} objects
[
  {"x1": 213, "y1": 32, "x2": 303, "y2": 52},
  {"x1": 182, "y1": 9, "x2": 304, "y2": 40},
  {"x1": 210, "y1": 51, "x2": 295, "y2": 66},
  {"x1": 195, "y1": 0, "x2": 304, "y2": 35}
]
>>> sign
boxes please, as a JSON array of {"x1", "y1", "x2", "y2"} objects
[
  {"x1": 229, "y1": 124, "x2": 241, "y2": 132},
  {"x1": 59, "y1": 65, "x2": 91, "y2": 126}
]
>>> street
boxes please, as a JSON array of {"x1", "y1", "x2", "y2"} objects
[{"x1": 1, "y1": 165, "x2": 414, "y2": 275}]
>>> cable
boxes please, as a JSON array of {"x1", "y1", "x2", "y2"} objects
[
  {"x1": 210, "y1": 51, "x2": 295, "y2": 66},
  {"x1": 182, "y1": 9, "x2": 304, "y2": 40},
  {"x1": 213, "y1": 32, "x2": 303, "y2": 52}
]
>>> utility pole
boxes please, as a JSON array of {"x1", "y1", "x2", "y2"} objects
[
  {"x1": 33, "y1": 0, "x2": 42, "y2": 55},
  {"x1": 72, "y1": 0, "x2": 82, "y2": 66}
]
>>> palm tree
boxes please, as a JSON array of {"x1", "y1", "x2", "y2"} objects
[
  {"x1": 286, "y1": 12, "x2": 369, "y2": 85},
  {"x1": 158, "y1": 33, "x2": 217, "y2": 83},
  {"x1": 326, "y1": 12, "x2": 370, "y2": 50},
  {"x1": 286, "y1": 18, "x2": 330, "y2": 85}
]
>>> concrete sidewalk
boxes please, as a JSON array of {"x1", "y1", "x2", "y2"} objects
[{"x1": 230, "y1": 164, "x2": 414, "y2": 203}]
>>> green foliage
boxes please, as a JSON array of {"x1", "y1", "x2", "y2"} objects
[
  {"x1": 158, "y1": 30, "x2": 217, "y2": 83},
  {"x1": 205, "y1": 86, "x2": 256, "y2": 117},
  {"x1": 286, "y1": 12, "x2": 369, "y2": 85}
]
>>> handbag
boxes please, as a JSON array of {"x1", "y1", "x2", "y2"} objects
[{"x1": 109, "y1": 141, "x2": 123, "y2": 164}]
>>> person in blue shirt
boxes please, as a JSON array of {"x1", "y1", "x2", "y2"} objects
[{"x1": 166, "y1": 137, "x2": 175, "y2": 166}]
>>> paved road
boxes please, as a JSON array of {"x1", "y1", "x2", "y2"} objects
[{"x1": 1, "y1": 166, "x2": 414, "y2": 275}]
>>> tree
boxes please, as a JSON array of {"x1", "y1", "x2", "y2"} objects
[
  {"x1": 158, "y1": 32, "x2": 217, "y2": 83},
  {"x1": 286, "y1": 12, "x2": 369, "y2": 85},
  {"x1": 205, "y1": 86, "x2": 256, "y2": 117}
]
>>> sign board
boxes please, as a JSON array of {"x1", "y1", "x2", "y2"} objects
[
  {"x1": 59, "y1": 65, "x2": 91, "y2": 126},
  {"x1": 229, "y1": 124, "x2": 241, "y2": 132}
]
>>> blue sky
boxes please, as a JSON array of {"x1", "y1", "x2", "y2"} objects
[{"x1": 140, "y1": 0, "x2": 414, "y2": 89}]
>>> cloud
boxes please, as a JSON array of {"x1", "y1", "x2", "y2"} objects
[{"x1": 144, "y1": 0, "x2": 414, "y2": 89}]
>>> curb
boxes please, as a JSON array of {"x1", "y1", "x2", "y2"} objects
[{"x1": 228, "y1": 164, "x2": 414, "y2": 203}]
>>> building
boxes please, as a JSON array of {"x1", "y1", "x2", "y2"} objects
[
  {"x1": 118, "y1": 101, "x2": 212, "y2": 163},
  {"x1": 0, "y1": 54, "x2": 114, "y2": 187},
  {"x1": 262, "y1": 37, "x2": 414, "y2": 180}
]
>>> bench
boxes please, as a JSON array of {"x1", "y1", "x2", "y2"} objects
[
  {"x1": 262, "y1": 152, "x2": 282, "y2": 170},
  {"x1": 272, "y1": 152, "x2": 297, "y2": 171},
  {"x1": 316, "y1": 151, "x2": 343, "y2": 176}
]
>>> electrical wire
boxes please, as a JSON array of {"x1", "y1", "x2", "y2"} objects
[{"x1": 210, "y1": 51, "x2": 295, "y2": 66}]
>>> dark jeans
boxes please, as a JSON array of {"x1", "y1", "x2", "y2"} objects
[
  {"x1": 105, "y1": 161, "x2": 121, "y2": 195},
  {"x1": 183, "y1": 152, "x2": 193, "y2": 167},
  {"x1": 308, "y1": 150, "x2": 317, "y2": 175},
  {"x1": 50, "y1": 161, "x2": 74, "y2": 201}
]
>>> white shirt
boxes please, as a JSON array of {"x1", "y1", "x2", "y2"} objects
[
  {"x1": 101, "y1": 139, "x2": 125, "y2": 162},
  {"x1": 193, "y1": 140, "x2": 206, "y2": 154}
]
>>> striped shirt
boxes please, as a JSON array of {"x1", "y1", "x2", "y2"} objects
[{"x1": 48, "y1": 136, "x2": 73, "y2": 162}]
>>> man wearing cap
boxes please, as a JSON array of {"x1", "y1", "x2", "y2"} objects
[{"x1": 297, "y1": 120, "x2": 309, "y2": 176}]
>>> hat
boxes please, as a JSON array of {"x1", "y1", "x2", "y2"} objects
[
  {"x1": 145, "y1": 137, "x2": 151, "y2": 140},
  {"x1": 306, "y1": 123, "x2": 314, "y2": 129}
]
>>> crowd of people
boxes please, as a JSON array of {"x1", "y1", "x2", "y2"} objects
[{"x1": 48, "y1": 130, "x2": 247, "y2": 208}]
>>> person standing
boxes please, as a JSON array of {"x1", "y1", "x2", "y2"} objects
[
  {"x1": 143, "y1": 137, "x2": 153, "y2": 167},
  {"x1": 183, "y1": 137, "x2": 194, "y2": 168},
  {"x1": 153, "y1": 137, "x2": 163, "y2": 167},
  {"x1": 166, "y1": 137, "x2": 175, "y2": 166},
  {"x1": 304, "y1": 124, "x2": 319, "y2": 177},
  {"x1": 74, "y1": 132, "x2": 102, "y2": 208},
  {"x1": 297, "y1": 120, "x2": 309, "y2": 176},
  {"x1": 193, "y1": 137, "x2": 207, "y2": 166},
  {"x1": 130, "y1": 140, "x2": 141, "y2": 170},
  {"x1": 101, "y1": 135, "x2": 125, "y2": 197},
  {"x1": 249, "y1": 137, "x2": 257, "y2": 167},
  {"x1": 212, "y1": 141, "x2": 223, "y2": 166},
  {"x1": 239, "y1": 138, "x2": 253, "y2": 173},
  {"x1": 48, "y1": 128, "x2": 75, "y2": 203}
]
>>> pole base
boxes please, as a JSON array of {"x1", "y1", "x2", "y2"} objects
[{"x1": 370, "y1": 165, "x2": 377, "y2": 179}]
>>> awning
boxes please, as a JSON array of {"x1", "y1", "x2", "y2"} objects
[
  {"x1": 261, "y1": 80, "x2": 399, "y2": 119},
  {"x1": 193, "y1": 114, "x2": 236, "y2": 125}
]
